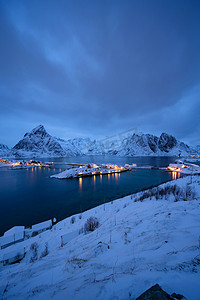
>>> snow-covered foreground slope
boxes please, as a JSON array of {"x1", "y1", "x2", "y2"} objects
[{"x1": 0, "y1": 176, "x2": 200, "y2": 299}]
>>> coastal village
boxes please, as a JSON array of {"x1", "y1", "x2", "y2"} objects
[
  {"x1": 0, "y1": 158, "x2": 52, "y2": 169},
  {"x1": 51, "y1": 163, "x2": 137, "y2": 179}
]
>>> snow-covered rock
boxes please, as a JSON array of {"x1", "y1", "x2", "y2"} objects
[{"x1": 158, "y1": 133, "x2": 177, "y2": 152}]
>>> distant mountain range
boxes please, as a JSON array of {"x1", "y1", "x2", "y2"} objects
[{"x1": 0, "y1": 125, "x2": 199, "y2": 158}]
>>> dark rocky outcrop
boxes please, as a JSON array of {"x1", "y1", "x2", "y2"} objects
[
  {"x1": 136, "y1": 284, "x2": 185, "y2": 300},
  {"x1": 158, "y1": 133, "x2": 177, "y2": 152}
]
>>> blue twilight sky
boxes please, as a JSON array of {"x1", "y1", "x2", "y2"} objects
[{"x1": 0, "y1": 0, "x2": 200, "y2": 147}]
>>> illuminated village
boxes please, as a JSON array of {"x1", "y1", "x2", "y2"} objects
[
  {"x1": 167, "y1": 160, "x2": 200, "y2": 174},
  {"x1": 51, "y1": 163, "x2": 137, "y2": 179},
  {"x1": 0, "y1": 158, "x2": 51, "y2": 168}
]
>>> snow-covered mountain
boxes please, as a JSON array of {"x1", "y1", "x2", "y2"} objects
[
  {"x1": 0, "y1": 125, "x2": 197, "y2": 158},
  {"x1": 9, "y1": 125, "x2": 100, "y2": 158},
  {"x1": 116, "y1": 132, "x2": 194, "y2": 156},
  {"x1": 0, "y1": 144, "x2": 9, "y2": 155},
  {"x1": 11, "y1": 125, "x2": 67, "y2": 158},
  {"x1": 9, "y1": 125, "x2": 106, "y2": 158}
]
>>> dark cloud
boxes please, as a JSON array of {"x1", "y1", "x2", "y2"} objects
[{"x1": 0, "y1": 0, "x2": 200, "y2": 146}]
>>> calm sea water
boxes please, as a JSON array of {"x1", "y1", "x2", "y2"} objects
[{"x1": 0, "y1": 156, "x2": 179, "y2": 235}]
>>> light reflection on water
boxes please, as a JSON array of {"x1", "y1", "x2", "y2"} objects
[
  {"x1": 77, "y1": 169, "x2": 179, "y2": 196},
  {"x1": 78, "y1": 171, "x2": 124, "y2": 193},
  {"x1": 115, "y1": 172, "x2": 120, "y2": 182},
  {"x1": 172, "y1": 171, "x2": 181, "y2": 180},
  {"x1": 93, "y1": 175, "x2": 96, "y2": 191},
  {"x1": 79, "y1": 177, "x2": 82, "y2": 193},
  {"x1": 108, "y1": 173, "x2": 110, "y2": 181},
  {"x1": 100, "y1": 174, "x2": 102, "y2": 183},
  {"x1": 0, "y1": 156, "x2": 181, "y2": 235}
]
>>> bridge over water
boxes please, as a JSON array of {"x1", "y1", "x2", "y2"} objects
[{"x1": 47, "y1": 162, "x2": 88, "y2": 167}]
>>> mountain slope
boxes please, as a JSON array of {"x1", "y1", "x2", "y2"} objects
[{"x1": 0, "y1": 144, "x2": 10, "y2": 156}]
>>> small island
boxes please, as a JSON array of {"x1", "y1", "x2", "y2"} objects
[{"x1": 51, "y1": 163, "x2": 137, "y2": 179}]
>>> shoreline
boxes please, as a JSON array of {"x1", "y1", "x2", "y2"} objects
[
  {"x1": 0, "y1": 170, "x2": 176, "y2": 238},
  {"x1": 0, "y1": 175, "x2": 200, "y2": 299}
]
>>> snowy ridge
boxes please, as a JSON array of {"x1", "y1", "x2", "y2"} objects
[
  {"x1": 0, "y1": 175, "x2": 200, "y2": 299},
  {"x1": 0, "y1": 125, "x2": 198, "y2": 158}
]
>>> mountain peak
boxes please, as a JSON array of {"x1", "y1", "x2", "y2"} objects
[
  {"x1": 23, "y1": 125, "x2": 47, "y2": 138},
  {"x1": 31, "y1": 125, "x2": 46, "y2": 134},
  {"x1": 12, "y1": 125, "x2": 66, "y2": 156}
]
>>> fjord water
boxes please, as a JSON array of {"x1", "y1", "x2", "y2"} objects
[{"x1": 0, "y1": 156, "x2": 178, "y2": 235}]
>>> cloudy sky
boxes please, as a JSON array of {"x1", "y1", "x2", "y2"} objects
[{"x1": 0, "y1": 0, "x2": 200, "y2": 147}]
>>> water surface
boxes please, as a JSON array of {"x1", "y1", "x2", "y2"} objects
[{"x1": 0, "y1": 156, "x2": 179, "y2": 235}]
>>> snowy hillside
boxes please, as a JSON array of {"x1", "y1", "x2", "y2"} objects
[
  {"x1": 195, "y1": 145, "x2": 200, "y2": 153},
  {"x1": 0, "y1": 125, "x2": 197, "y2": 158},
  {"x1": 0, "y1": 175, "x2": 200, "y2": 299},
  {"x1": 58, "y1": 137, "x2": 103, "y2": 156},
  {"x1": 0, "y1": 144, "x2": 9, "y2": 155}
]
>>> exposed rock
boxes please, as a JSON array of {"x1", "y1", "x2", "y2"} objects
[
  {"x1": 158, "y1": 133, "x2": 177, "y2": 152},
  {"x1": 136, "y1": 284, "x2": 185, "y2": 300},
  {"x1": 171, "y1": 292, "x2": 186, "y2": 299},
  {"x1": 146, "y1": 134, "x2": 159, "y2": 153}
]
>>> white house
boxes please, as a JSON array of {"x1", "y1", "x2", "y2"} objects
[
  {"x1": 32, "y1": 219, "x2": 52, "y2": 234},
  {"x1": 3, "y1": 226, "x2": 25, "y2": 237},
  {"x1": 0, "y1": 226, "x2": 25, "y2": 249}
]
